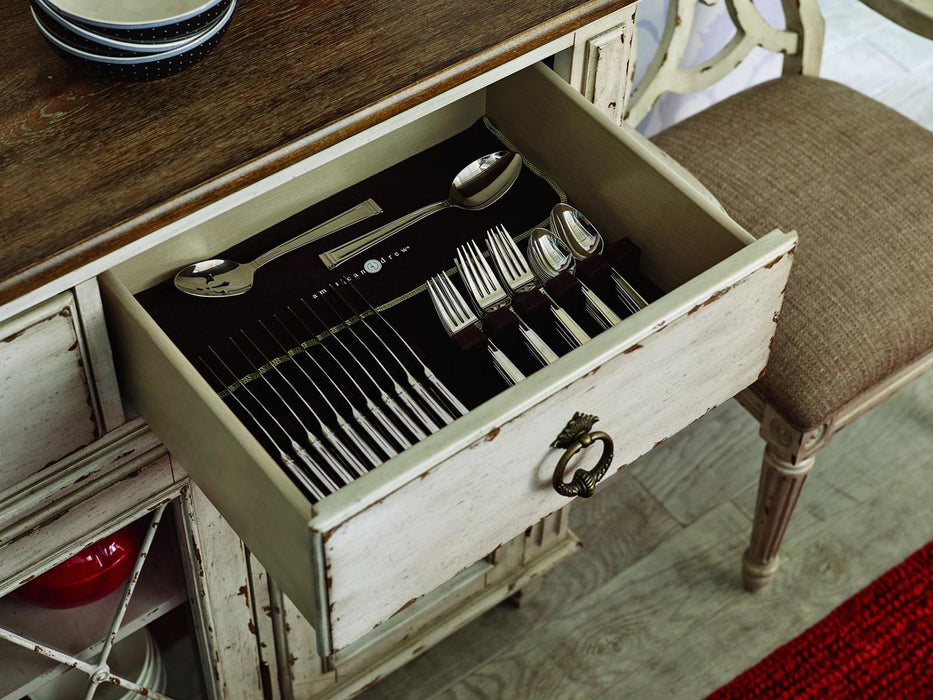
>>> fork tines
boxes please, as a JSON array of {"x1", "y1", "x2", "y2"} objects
[
  {"x1": 426, "y1": 272, "x2": 526, "y2": 387},
  {"x1": 456, "y1": 240, "x2": 510, "y2": 314},
  {"x1": 427, "y1": 273, "x2": 478, "y2": 336},
  {"x1": 486, "y1": 224, "x2": 535, "y2": 294}
]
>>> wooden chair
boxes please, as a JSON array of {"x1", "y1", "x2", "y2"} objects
[{"x1": 624, "y1": 0, "x2": 933, "y2": 590}]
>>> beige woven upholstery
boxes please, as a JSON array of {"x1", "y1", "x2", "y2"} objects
[{"x1": 653, "y1": 76, "x2": 933, "y2": 430}]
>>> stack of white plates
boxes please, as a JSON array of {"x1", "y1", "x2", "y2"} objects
[
  {"x1": 31, "y1": 628, "x2": 168, "y2": 700},
  {"x1": 30, "y1": 0, "x2": 235, "y2": 80}
]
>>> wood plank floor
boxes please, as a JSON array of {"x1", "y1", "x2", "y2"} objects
[
  {"x1": 363, "y1": 371, "x2": 933, "y2": 699},
  {"x1": 362, "y1": 7, "x2": 932, "y2": 694}
]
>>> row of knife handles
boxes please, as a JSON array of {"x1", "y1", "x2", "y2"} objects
[{"x1": 199, "y1": 290, "x2": 468, "y2": 502}]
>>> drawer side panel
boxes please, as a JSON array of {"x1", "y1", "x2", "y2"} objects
[
  {"x1": 487, "y1": 64, "x2": 753, "y2": 292},
  {"x1": 98, "y1": 272, "x2": 318, "y2": 622}
]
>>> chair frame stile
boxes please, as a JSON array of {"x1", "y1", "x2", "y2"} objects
[{"x1": 627, "y1": 0, "x2": 933, "y2": 590}]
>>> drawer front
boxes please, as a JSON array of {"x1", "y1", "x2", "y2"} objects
[
  {"x1": 101, "y1": 63, "x2": 796, "y2": 655},
  {"x1": 0, "y1": 293, "x2": 101, "y2": 491},
  {"x1": 315, "y1": 235, "x2": 792, "y2": 650}
]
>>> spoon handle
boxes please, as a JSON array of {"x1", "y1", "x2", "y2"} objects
[
  {"x1": 320, "y1": 199, "x2": 451, "y2": 269},
  {"x1": 252, "y1": 198, "x2": 383, "y2": 268}
]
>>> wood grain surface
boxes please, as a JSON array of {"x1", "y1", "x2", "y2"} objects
[
  {"x1": 360, "y1": 372, "x2": 933, "y2": 699},
  {"x1": 0, "y1": 0, "x2": 629, "y2": 307}
]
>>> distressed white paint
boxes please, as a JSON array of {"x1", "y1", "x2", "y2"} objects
[
  {"x1": 176, "y1": 480, "x2": 265, "y2": 700},
  {"x1": 277, "y1": 510, "x2": 578, "y2": 698},
  {"x1": 0, "y1": 418, "x2": 161, "y2": 541},
  {"x1": 625, "y1": 0, "x2": 825, "y2": 125},
  {"x1": 0, "y1": 292, "x2": 101, "y2": 490},
  {"x1": 101, "y1": 62, "x2": 795, "y2": 654},
  {"x1": 321, "y1": 242, "x2": 793, "y2": 650},
  {"x1": 554, "y1": 6, "x2": 639, "y2": 124},
  {"x1": 0, "y1": 456, "x2": 176, "y2": 597}
]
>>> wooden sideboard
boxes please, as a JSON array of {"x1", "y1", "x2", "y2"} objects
[{"x1": 0, "y1": 1, "x2": 795, "y2": 697}]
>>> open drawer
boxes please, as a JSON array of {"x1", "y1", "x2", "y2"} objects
[{"x1": 100, "y1": 63, "x2": 796, "y2": 655}]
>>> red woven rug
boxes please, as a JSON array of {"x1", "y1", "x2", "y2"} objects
[{"x1": 709, "y1": 541, "x2": 933, "y2": 699}]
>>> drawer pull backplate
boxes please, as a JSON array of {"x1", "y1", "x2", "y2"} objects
[{"x1": 551, "y1": 412, "x2": 614, "y2": 498}]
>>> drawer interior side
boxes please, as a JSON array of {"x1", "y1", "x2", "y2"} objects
[
  {"x1": 98, "y1": 271, "x2": 318, "y2": 620},
  {"x1": 487, "y1": 64, "x2": 753, "y2": 293}
]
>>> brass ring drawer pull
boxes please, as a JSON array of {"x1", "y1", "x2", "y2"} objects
[{"x1": 551, "y1": 412, "x2": 614, "y2": 498}]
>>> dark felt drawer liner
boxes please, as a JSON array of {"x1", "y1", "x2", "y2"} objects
[{"x1": 136, "y1": 118, "x2": 658, "y2": 490}]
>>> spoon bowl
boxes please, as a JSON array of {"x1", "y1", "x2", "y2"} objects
[
  {"x1": 550, "y1": 203, "x2": 605, "y2": 260},
  {"x1": 174, "y1": 259, "x2": 257, "y2": 297},
  {"x1": 527, "y1": 227, "x2": 575, "y2": 281},
  {"x1": 549, "y1": 203, "x2": 649, "y2": 313}
]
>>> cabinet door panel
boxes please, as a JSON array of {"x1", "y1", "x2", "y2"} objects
[{"x1": 0, "y1": 293, "x2": 100, "y2": 491}]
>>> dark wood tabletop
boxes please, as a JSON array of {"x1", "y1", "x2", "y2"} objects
[{"x1": 0, "y1": 0, "x2": 629, "y2": 307}]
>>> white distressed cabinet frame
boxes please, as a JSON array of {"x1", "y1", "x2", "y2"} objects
[{"x1": 101, "y1": 60, "x2": 795, "y2": 657}]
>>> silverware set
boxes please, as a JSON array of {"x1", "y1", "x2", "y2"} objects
[
  {"x1": 199, "y1": 287, "x2": 467, "y2": 501},
  {"x1": 428, "y1": 218, "x2": 647, "y2": 386},
  {"x1": 174, "y1": 148, "x2": 650, "y2": 496}
]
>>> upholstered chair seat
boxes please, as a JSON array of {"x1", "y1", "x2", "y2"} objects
[{"x1": 651, "y1": 75, "x2": 933, "y2": 588}]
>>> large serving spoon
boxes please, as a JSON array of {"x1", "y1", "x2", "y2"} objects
[
  {"x1": 174, "y1": 199, "x2": 382, "y2": 298},
  {"x1": 319, "y1": 151, "x2": 523, "y2": 270},
  {"x1": 550, "y1": 203, "x2": 647, "y2": 313}
]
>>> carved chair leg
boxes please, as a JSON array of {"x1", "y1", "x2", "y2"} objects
[{"x1": 742, "y1": 443, "x2": 816, "y2": 591}]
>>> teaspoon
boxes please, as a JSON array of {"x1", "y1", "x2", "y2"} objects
[
  {"x1": 528, "y1": 226, "x2": 622, "y2": 330},
  {"x1": 550, "y1": 203, "x2": 648, "y2": 314}
]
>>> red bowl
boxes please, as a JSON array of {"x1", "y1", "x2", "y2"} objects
[{"x1": 17, "y1": 524, "x2": 144, "y2": 608}]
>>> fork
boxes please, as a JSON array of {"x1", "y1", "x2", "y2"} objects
[
  {"x1": 456, "y1": 240, "x2": 559, "y2": 366},
  {"x1": 485, "y1": 224, "x2": 591, "y2": 349},
  {"x1": 427, "y1": 273, "x2": 526, "y2": 386}
]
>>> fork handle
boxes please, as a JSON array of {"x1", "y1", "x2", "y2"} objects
[
  {"x1": 488, "y1": 343, "x2": 526, "y2": 385},
  {"x1": 581, "y1": 283, "x2": 623, "y2": 327},
  {"x1": 320, "y1": 200, "x2": 451, "y2": 269},
  {"x1": 550, "y1": 305, "x2": 591, "y2": 347},
  {"x1": 611, "y1": 268, "x2": 649, "y2": 311},
  {"x1": 510, "y1": 309, "x2": 560, "y2": 365}
]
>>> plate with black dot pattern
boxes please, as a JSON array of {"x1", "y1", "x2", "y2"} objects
[
  {"x1": 43, "y1": 0, "x2": 229, "y2": 43},
  {"x1": 32, "y1": 0, "x2": 234, "y2": 81}
]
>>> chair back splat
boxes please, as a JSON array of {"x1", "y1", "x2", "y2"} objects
[{"x1": 624, "y1": 0, "x2": 825, "y2": 126}]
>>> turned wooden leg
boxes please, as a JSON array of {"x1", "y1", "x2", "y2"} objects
[{"x1": 742, "y1": 443, "x2": 815, "y2": 591}]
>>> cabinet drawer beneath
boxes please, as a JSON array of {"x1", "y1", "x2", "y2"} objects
[{"x1": 101, "y1": 64, "x2": 795, "y2": 654}]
